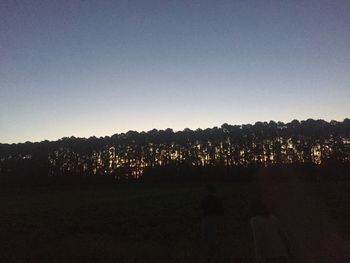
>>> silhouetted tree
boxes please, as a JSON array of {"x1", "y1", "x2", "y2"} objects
[{"x1": 0, "y1": 119, "x2": 349, "y2": 181}]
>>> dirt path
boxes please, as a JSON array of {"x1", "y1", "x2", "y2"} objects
[{"x1": 256, "y1": 170, "x2": 350, "y2": 263}]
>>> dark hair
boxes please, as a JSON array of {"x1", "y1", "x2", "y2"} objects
[{"x1": 250, "y1": 200, "x2": 270, "y2": 217}]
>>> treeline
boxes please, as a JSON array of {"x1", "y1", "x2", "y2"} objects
[{"x1": 0, "y1": 119, "x2": 349, "y2": 181}]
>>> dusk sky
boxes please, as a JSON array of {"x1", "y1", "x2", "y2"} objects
[{"x1": 1, "y1": 0, "x2": 349, "y2": 143}]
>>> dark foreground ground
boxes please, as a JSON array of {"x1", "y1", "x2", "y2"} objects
[
  {"x1": 0, "y1": 179, "x2": 256, "y2": 263},
  {"x1": 1, "y1": 168, "x2": 350, "y2": 262}
]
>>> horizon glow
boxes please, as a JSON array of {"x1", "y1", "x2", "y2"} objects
[{"x1": 1, "y1": 0, "x2": 349, "y2": 143}]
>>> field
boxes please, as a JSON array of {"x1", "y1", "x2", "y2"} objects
[
  {"x1": 1, "y1": 168, "x2": 350, "y2": 263},
  {"x1": 0, "y1": 179, "x2": 256, "y2": 263}
]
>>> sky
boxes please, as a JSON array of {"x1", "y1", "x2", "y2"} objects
[{"x1": 1, "y1": 0, "x2": 349, "y2": 143}]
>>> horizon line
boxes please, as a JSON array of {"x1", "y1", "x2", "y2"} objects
[{"x1": 1, "y1": 117, "x2": 349, "y2": 145}]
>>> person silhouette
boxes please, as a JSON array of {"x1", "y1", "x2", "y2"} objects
[
  {"x1": 199, "y1": 184, "x2": 224, "y2": 262},
  {"x1": 250, "y1": 200, "x2": 291, "y2": 263},
  {"x1": 200, "y1": 184, "x2": 224, "y2": 243}
]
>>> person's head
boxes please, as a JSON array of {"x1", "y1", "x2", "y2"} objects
[{"x1": 250, "y1": 199, "x2": 270, "y2": 217}]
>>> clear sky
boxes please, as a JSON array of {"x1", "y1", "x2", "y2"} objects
[{"x1": 1, "y1": 0, "x2": 349, "y2": 143}]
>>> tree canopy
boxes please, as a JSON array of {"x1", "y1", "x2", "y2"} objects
[{"x1": 1, "y1": 119, "x2": 349, "y2": 180}]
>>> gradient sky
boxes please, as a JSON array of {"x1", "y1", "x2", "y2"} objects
[{"x1": 1, "y1": 0, "x2": 349, "y2": 143}]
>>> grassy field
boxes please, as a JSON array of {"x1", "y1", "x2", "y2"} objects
[
  {"x1": 0, "y1": 180, "x2": 257, "y2": 263},
  {"x1": 2, "y1": 168, "x2": 350, "y2": 263}
]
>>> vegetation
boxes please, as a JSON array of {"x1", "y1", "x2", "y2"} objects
[{"x1": 0, "y1": 119, "x2": 349, "y2": 180}]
